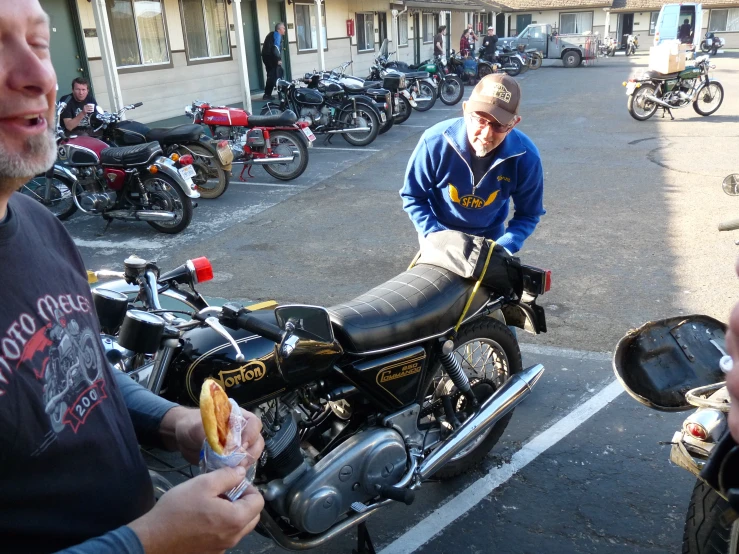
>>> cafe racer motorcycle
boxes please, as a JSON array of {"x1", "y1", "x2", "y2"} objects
[{"x1": 92, "y1": 246, "x2": 551, "y2": 550}]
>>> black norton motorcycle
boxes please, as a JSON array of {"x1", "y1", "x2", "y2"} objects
[
  {"x1": 93, "y1": 247, "x2": 550, "y2": 550},
  {"x1": 261, "y1": 78, "x2": 380, "y2": 147},
  {"x1": 625, "y1": 55, "x2": 724, "y2": 121}
]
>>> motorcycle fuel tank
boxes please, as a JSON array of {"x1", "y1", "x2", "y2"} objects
[
  {"x1": 295, "y1": 88, "x2": 324, "y2": 105},
  {"x1": 59, "y1": 136, "x2": 107, "y2": 166},
  {"x1": 203, "y1": 107, "x2": 249, "y2": 127}
]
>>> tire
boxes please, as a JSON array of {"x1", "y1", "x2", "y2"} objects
[
  {"x1": 439, "y1": 76, "x2": 464, "y2": 106},
  {"x1": 420, "y1": 317, "x2": 522, "y2": 480},
  {"x1": 609, "y1": 48, "x2": 616, "y2": 57},
  {"x1": 260, "y1": 104, "x2": 282, "y2": 116},
  {"x1": 478, "y1": 63, "x2": 493, "y2": 79},
  {"x1": 713, "y1": 46, "x2": 720, "y2": 56},
  {"x1": 261, "y1": 130, "x2": 309, "y2": 181},
  {"x1": 504, "y1": 58, "x2": 522, "y2": 77},
  {"x1": 143, "y1": 174, "x2": 193, "y2": 234},
  {"x1": 693, "y1": 82, "x2": 724, "y2": 116},
  {"x1": 682, "y1": 479, "x2": 736, "y2": 554},
  {"x1": 379, "y1": 110, "x2": 395, "y2": 135},
  {"x1": 341, "y1": 104, "x2": 380, "y2": 147},
  {"x1": 181, "y1": 144, "x2": 228, "y2": 200},
  {"x1": 562, "y1": 50, "x2": 581, "y2": 68},
  {"x1": 625, "y1": 46, "x2": 632, "y2": 56},
  {"x1": 21, "y1": 173, "x2": 77, "y2": 220},
  {"x1": 411, "y1": 81, "x2": 437, "y2": 112},
  {"x1": 627, "y1": 83, "x2": 659, "y2": 121},
  {"x1": 394, "y1": 94, "x2": 412, "y2": 124},
  {"x1": 701, "y1": 41, "x2": 710, "y2": 53},
  {"x1": 529, "y1": 56, "x2": 542, "y2": 70}
]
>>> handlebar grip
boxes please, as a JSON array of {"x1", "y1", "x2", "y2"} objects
[
  {"x1": 236, "y1": 313, "x2": 283, "y2": 343},
  {"x1": 378, "y1": 485, "x2": 415, "y2": 505},
  {"x1": 719, "y1": 218, "x2": 739, "y2": 232},
  {"x1": 133, "y1": 102, "x2": 143, "y2": 108}
]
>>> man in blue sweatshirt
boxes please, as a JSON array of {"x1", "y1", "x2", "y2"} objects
[{"x1": 400, "y1": 73, "x2": 545, "y2": 254}]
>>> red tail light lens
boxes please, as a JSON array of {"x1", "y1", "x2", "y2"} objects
[
  {"x1": 686, "y1": 423, "x2": 708, "y2": 440},
  {"x1": 191, "y1": 257, "x2": 213, "y2": 283},
  {"x1": 179, "y1": 154, "x2": 194, "y2": 166},
  {"x1": 544, "y1": 270, "x2": 552, "y2": 292}
]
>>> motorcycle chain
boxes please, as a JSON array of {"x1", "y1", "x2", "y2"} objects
[{"x1": 418, "y1": 378, "x2": 496, "y2": 419}]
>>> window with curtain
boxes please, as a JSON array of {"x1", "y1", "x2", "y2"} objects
[
  {"x1": 649, "y1": 12, "x2": 659, "y2": 34},
  {"x1": 423, "y1": 13, "x2": 434, "y2": 43},
  {"x1": 709, "y1": 9, "x2": 739, "y2": 31},
  {"x1": 559, "y1": 12, "x2": 593, "y2": 34},
  {"x1": 295, "y1": 3, "x2": 327, "y2": 51},
  {"x1": 180, "y1": 0, "x2": 230, "y2": 60},
  {"x1": 398, "y1": 12, "x2": 408, "y2": 45},
  {"x1": 357, "y1": 13, "x2": 375, "y2": 51},
  {"x1": 107, "y1": 0, "x2": 169, "y2": 67}
]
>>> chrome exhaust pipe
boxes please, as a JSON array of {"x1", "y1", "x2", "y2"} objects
[
  {"x1": 644, "y1": 94, "x2": 673, "y2": 109},
  {"x1": 249, "y1": 155, "x2": 295, "y2": 165},
  {"x1": 105, "y1": 210, "x2": 177, "y2": 222},
  {"x1": 326, "y1": 127, "x2": 371, "y2": 134},
  {"x1": 418, "y1": 363, "x2": 545, "y2": 479}
]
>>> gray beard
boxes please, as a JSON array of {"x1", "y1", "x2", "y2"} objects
[{"x1": 0, "y1": 128, "x2": 57, "y2": 195}]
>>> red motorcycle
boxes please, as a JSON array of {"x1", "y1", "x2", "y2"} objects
[{"x1": 186, "y1": 101, "x2": 313, "y2": 182}]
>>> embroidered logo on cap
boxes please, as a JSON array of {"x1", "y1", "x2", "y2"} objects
[{"x1": 483, "y1": 81, "x2": 512, "y2": 103}]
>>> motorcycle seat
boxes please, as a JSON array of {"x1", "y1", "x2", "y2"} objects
[
  {"x1": 146, "y1": 124, "x2": 203, "y2": 144},
  {"x1": 246, "y1": 110, "x2": 298, "y2": 127},
  {"x1": 362, "y1": 81, "x2": 383, "y2": 90},
  {"x1": 100, "y1": 141, "x2": 162, "y2": 167},
  {"x1": 328, "y1": 264, "x2": 491, "y2": 353},
  {"x1": 403, "y1": 71, "x2": 429, "y2": 79},
  {"x1": 644, "y1": 69, "x2": 681, "y2": 80}
]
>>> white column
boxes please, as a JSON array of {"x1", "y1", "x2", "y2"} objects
[
  {"x1": 604, "y1": 9, "x2": 611, "y2": 40},
  {"x1": 231, "y1": 0, "x2": 252, "y2": 113},
  {"x1": 392, "y1": 9, "x2": 399, "y2": 61},
  {"x1": 315, "y1": 0, "x2": 325, "y2": 71},
  {"x1": 503, "y1": 13, "x2": 508, "y2": 37},
  {"x1": 90, "y1": 0, "x2": 124, "y2": 116}
]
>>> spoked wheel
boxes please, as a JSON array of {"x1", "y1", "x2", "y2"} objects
[
  {"x1": 341, "y1": 106, "x2": 380, "y2": 147},
  {"x1": 693, "y1": 82, "x2": 724, "y2": 116},
  {"x1": 394, "y1": 94, "x2": 412, "y2": 124},
  {"x1": 21, "y1": 173, "x2": 77, "y2": 220},
  {"x1": 478, "y1": 63, "x2": 493, "y2": 79},
  {"x1": 439, "y1": 76, "x2": 464, "y2": 105},
  {"x1": 627, "y1": 84, "x2": 659, "y2": 121},
  {"x1": 504, "y1": 58, "x2": 522, "y2": 77},
  {"x1": 412, "y1": 81, "x2": 437, "y2": 112},
  {"x1": 419, "y1": 318, "x2": 522, "y2": 480},
  {"x1": 143, "y1": 174, "x2": 193, "y2": 234},
  {"x1": 183, "y1": 144, "x2": 228, "y2": 200},
  {"x1": 261, "y1": 130, "x2": 309, "y2": 181}
]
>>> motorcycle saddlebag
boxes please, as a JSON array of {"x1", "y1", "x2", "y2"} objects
[{"x1": 612, "y1": 315, "x2": 727, "y2": 411}]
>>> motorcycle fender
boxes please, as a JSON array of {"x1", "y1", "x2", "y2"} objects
[
  {"x1": 53, "y1": 164, "x2": 78, "y2": 184},
  {"x1": 401, "y1": 89, "x2": 418, "y2": 107},
  {"x1": 152, "y1": 157, "x2": 200, "y2": 199},
  {"x1": 501, "y1": 300, "x2": 547, "y2": 334}
]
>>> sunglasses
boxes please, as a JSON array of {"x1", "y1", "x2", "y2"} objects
[{"x1": 467, "y1": 112, "x2": 514, "y2": 133}]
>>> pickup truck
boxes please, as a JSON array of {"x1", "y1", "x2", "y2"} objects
[{"x1": 498, "y1": 24, "x2": 597, "y2": 68}]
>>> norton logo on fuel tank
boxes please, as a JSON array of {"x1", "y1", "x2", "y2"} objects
[{"x1": 214, "y1": 361, "x2": 267, "y2": 389}]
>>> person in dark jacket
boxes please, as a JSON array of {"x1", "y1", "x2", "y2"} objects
[
  {"x1": 480, "y1": 26, "x2": 498, "y2": 62},
  {"x1": 460, "y1": 29, "x2": 471, "y2": 57},
  {"x1": 678, "y1": 18, "x2": 693, "y2": 44},
  {"x1": 261, "y1": 22, "x2": 286, "y2": 100}
]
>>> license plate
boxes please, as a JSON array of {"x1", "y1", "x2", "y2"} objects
[
  {"x1": 179, "y1": 164, "x2": 196, "y2": 185},
  {"x1": 380, "y1": 112, "x2": 387, "y2": 123},
  {"x1": 625, "y1": 82, "x2": 636, "y2": 95},
  {"x1": 301, "y1": 126, "x2": 316, "y2": 142}
]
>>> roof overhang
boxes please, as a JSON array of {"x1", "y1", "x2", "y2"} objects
[{"x1": 401, "y1": 0, "x2": 506, "y2": 11}]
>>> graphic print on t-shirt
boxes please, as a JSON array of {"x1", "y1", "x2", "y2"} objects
[{"x1": 0, "y1": 292, "x2": 108, "y2": 439}]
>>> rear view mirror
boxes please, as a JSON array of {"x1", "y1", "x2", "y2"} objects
[
  {"x1": 722, "y1": 174, "x2": 739, "y2": 196},
  {"x1": 613, "y1": 315, "x2": 727, "y2": 411}
]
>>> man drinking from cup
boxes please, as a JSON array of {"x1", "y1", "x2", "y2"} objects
[{"x1": 61, "y1": 77, "x2": 98, "y2": 135}]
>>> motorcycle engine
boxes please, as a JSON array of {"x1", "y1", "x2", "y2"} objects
[
  {"x1": 261, "y1": 395, "x2": 408, "y2": 535},
  {"x1": 79, "y1": 191, "x2": 116, "y2": 214},
  {"x1": 211, "y1": 126, "x2": 232, "y2": 140},
  {"x1": 298, "y1": 107, "x2": 329, "y2": 126}
]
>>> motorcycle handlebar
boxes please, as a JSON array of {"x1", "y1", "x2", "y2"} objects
[
  {"x1": 719, "y1": 218, "x2": 739, "y2": 231},
  {"x1": 236, "y1": 312, "x2": 284, "y2": 344}
]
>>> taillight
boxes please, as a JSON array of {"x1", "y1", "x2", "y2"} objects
[
  {"x1": 189, "y1": 257, "x2": 213, "y2": 283},
  {"x1": 179, "y1": 154, "x2": 194, "y2": 166},
  {"x1": 544, "y1": 270, "x2": 552, "y2": 292},
  {"x1": 686, "y1": 423, "x2": 708, "y2": 440}
]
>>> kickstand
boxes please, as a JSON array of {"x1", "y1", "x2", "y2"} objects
[
  {"x1": 323, "y1": 133, "x2": 333, "y2": 145},
  {"x1": 97, "y1": 218, "x2": 113, "y2": 237},
  {"x1": 238, "y1": 164, "x2": 255, "y2": 181},
  {"x1": 352, "y1": 522, "x2": 376, "y2": 554}
]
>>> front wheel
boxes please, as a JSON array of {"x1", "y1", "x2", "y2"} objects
[
  {"x1": 693, "y1": 82, "x2": 724, "y2": 116},
  {"x1": 142, "y1": 174, "x2": 193, "y2": 234},
  {"x1": 181, "y1": 144, "x2": 228, "y2": 200},
  {"x1": 420, "y1": 317, "x2": 522, "y2": 480},
  {"x1": 439, "y1": 76, "x2": 464, "y2": 106},
  {"x1": 341, "y1": 105, "x2": 380, "y2": 147},
  {"x1": 504, "y1": 58, "x2": 522, "y2": 77},
  {"x1": 682, "y1": 479, "x2": 737, "y2": 554},
  {"x1": 701, "y1": 41, "x2": 711, "y2": 53},
  {"x1": 21, "y1": 172, "x2": 78, "y2": 220},
  {"x1": 378, "y1": 110, "x2": 394, "y2": 135},
  {"x1": 412, "y1": 81, "x2": 437, "y2": 112},
  {"x1": 478, "y1": 63, "x2": 494, "y2": 79},
  {"x1": 562, "y1": 50, "x2": 581, "y2": 68},
  {"x1": 394, "y1": 94, "x2": 412, "y2": 124},
  {"x1": 627, "y1": 83, "x2": 659, "y2": 121},
  {"x1": 261, "y1": 130, "x2": 309, "y2": 181},
  {"x1": 529, "y1": 55, "x2": 542, "y2": 69},
  {"x1": 712, "y1": 46, "x2": 720, "y2": 56}
]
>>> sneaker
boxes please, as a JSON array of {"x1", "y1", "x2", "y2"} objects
[{"x1": 262, "y1": 94, "x2": 274, "y2": 100}]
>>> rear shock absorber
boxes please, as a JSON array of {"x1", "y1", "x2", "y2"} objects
[{"x1": 439, "y1": 339, "x2": 479, "y2": 411}]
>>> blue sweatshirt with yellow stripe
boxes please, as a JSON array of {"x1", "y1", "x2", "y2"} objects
[{"x1": 400, "y1": 117, "x2": 545, "y2": 253}]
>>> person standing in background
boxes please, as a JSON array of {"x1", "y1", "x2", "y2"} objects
[
  {"x1": 261, "y1": 22, "x2": 286, "y2": 101},
  {"x1": 434, "y1": 25, "x2": 447, "y2": 57},
  {"x1": 467, "y1": 23, "x2": 478, "y2": 55}
]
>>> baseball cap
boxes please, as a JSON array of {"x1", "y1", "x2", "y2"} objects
[
  {"x1": 465, "y1": 73, "x2": 521, "y2": 126},
  {"x1": 488, "y1": 26, "x2": 494, "y2": 30}
]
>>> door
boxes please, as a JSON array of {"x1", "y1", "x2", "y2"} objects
[
  {"x1": 267, "y1": 0, "x2": 291, "y2": 80},
  {"x1": 413, "y1": 13, "x2": 421, "y2": 65},
  {"x1": 655, "y1": 4, "x2": 680, "y2": 43},
  {"x1": 620, "y1": 13, "x2": 634, "y2": 46},
  {"x1": 527, "y1": 24, "x2": 547, "y2": 53},
  {"x1": 496, "y1": 13, "x2": 505, "y2": 36},
  {"x1": 378, "y1": 12, "x2": 387, "y2": 46},
  {"x1": 241, "y1": 0, "x2": 263, "y2": 91},
  {"x1": 40, "y1": 0, "x2": 90, "y2": 101},
  {"x1": 516, "y1": 14, "x2": 532, "y2": 36}
]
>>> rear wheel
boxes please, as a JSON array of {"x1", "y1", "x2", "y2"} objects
[
  {"x1": 261, "y1": 130, "x2": 309, "y2": 181},
  {"x1": 627, "y1": 83, "x2": 659, "y2": 121},
  {"x1": 420, "y1": 318, "x2": 522, "y2": 480},
  {"x1": 411, "y1": 81, "x2": 436, "y2": 112},
  {"x1": 693, "y1": 82, "x2": 724, "y2": 116},
  {"x1": 378, "y1": 110, "x2": 394, "y2": 135},
  {"x1": 478, "y1": 63, "x2": 493, "y2": 79},
  {"x1": 341, "y1": 105, "x2": 380, "y2": 147},
  {"x1": 143, "y1": 174, "x2": 193, "y2": 234},
  {"x1": 682, "y1": 479, "x2": 737, "y2": 554},
  {"x1": 439, "y1": 76, "x2": 464, "y2": 105},
  {"x1": 180, "y1": 144, "x2": 228, "y2": 200},
  {"x1": 21, "y1": 173, "x2": 77, "y2": 220},
  {"x1": 394, "y1": 95, "x2": 412, "y2": 124},
  {"x1": 562, "y1": 50, "x2": 581, "y2": 68},
  {"x1": 504, "y1": 58, "x2": 522, "y2": 77}
]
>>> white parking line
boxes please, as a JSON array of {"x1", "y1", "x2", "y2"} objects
[
  {"x1": 519, "y1": 342, "x2": 612, "y2": 362},
  {"x1": 378, "y1": 379, "x2": 624, "y2": 554},
  {"x1": 74, "y1": 238, "x2": 165, "y2": 249}
]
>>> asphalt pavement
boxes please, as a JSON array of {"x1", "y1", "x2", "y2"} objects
[{"x1": 70, "y1": 52, "x2": 739, "y2": 553}]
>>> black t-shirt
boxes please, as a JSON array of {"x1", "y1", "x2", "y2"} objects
[
  {"x1": 434, "y1": 33, "x2": 444, "y2": 56},
  {"x1": 0, "y1": 193, "x2": 153, "y2": 553},
  {"x1": 470, "y1": 147, "x2": 496, "y2": 186},
  {"x1": 482, "y1": 35, "x2": 498, "y2": 53},
  {"x1": 60, "y1": 94, "x2": 97, "y2": 134}
]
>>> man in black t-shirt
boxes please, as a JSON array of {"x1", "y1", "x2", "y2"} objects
[
  {"x1": 480, "y1": 26, "x2": 498, "y2": 62},
  {"x1": 0, "y1": 3, "x2": 265, "y2": 553},
  {"x1": 61, "y1": 77, "x2": 98, "y2": 135},
  {"x1": 434, "y1": 25, "x2": 447, "y2": 57}
]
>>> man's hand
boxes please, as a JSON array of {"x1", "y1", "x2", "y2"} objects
[
  {"x1": 726, "y1": 257, "x2": 739, "y2": 442},
  {"x1": 128, "y1": 466, "x2": 264, "y2": 554},
  {"x1": 83, "y1": 103, "x2": 95, "y2": 114},
  {"x1": 161, "y1": 406, "x2": 264, "y2": 465}
]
